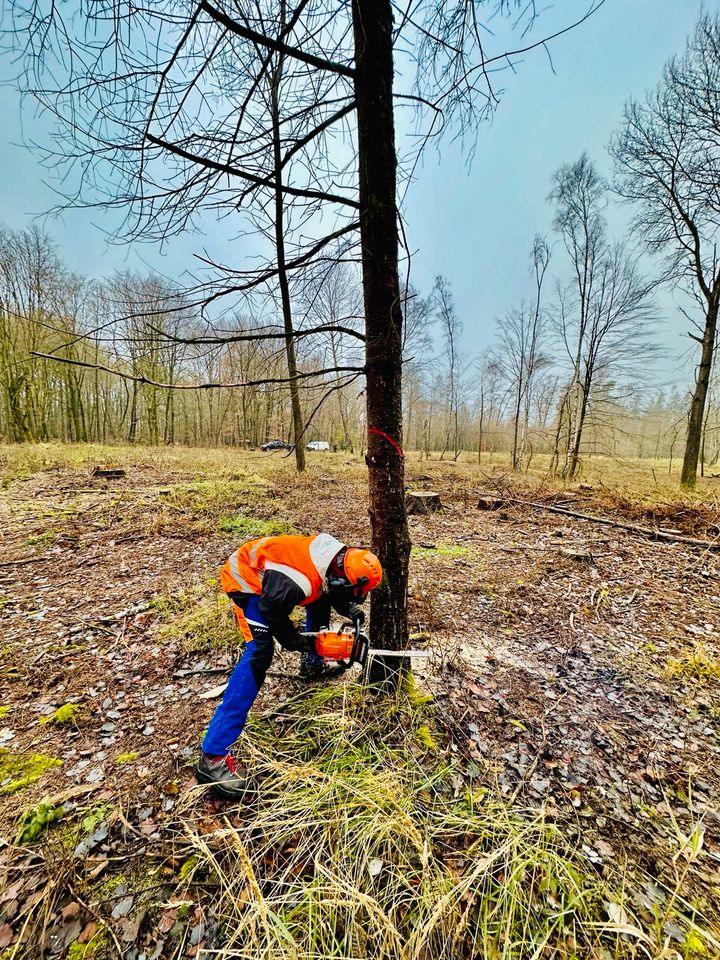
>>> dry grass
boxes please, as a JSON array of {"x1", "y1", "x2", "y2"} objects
[
  {"x1": 4, "y1": 684, "x2": 717, "y2": 959},
  {"x1": 3, "y1": 441, "x2": 719, "y2": 505},
  {"x1": 167, "y1": 685, "x2": 718, "y2": 960}
]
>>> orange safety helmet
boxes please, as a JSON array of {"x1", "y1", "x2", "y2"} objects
[{"x1": 340, "y1": 547, "x2": 383, "y2": 598}]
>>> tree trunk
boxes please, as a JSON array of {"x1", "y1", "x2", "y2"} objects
[
  {"x1": 477, "y1": 400, "x2": 484, "y2": 464},
  {"x1": 352, "y1": 0, "x2": 411, "y2": 686},
  {"x1": 511, "y1": 384, "x2": 522, "y2": 471},
  {"x1": 681, "y1": 303, "x2": 718, "y2": 489},
  {"x1": 271, "y1": 27, "x2": 305, "y2": 474},
  {"x1": 567, "y1": 378, "x2": 590, "y2": 479},
  {"x1": 128, "y1": 381, "x2": 138, "y2": 443}
]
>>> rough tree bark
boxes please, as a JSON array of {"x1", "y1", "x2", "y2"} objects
[
  {"x1": 682, "y1": 301, "x2": 718, "y2": 488},
  {"x1": 352, "y1": 0, "x2": 411, "y2": 682}
]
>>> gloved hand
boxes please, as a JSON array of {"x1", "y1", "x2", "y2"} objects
[
  {"x1": 348, "y1": 604, "x2": 365, "y2": 630},
  {"x1": 280, "y1": 630, "x2": 316, "y2": 654}
]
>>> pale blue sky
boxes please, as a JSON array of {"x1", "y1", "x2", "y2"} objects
[{"x1": 0, "y1": 0, "x2": 711, "y2": 383}]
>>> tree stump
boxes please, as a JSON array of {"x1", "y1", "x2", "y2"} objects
[
  {"x1": 406, "y1": 491, "x2": 442, "y2": 515},
  {"x1": 477, "y1": 495, "x2": 503, "y2": 510},
  {"x1": 92, "y1": 467, "x2": 126, "y2": 479}
]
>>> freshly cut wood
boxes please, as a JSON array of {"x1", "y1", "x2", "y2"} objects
[
  {"x1": 92, "y1": 467, "x2": 126, "y2": 479},
  {"x1": 406, "y1": 491, "x2": 442, "y2": 514},
  {"x1": 478, "y1": 495, "x2": 503, "y2": 510}
]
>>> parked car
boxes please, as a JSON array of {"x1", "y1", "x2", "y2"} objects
[
  {"x1": 306, "y1": 440, "x2": 331, "y2": 451},
  {"x1": 260, "y1": 439, "x2": 292, "y2": 451}
]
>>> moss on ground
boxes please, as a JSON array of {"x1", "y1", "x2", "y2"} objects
[
  {"x1": 25, "y1": 530, "x2": 59, "y2": 547},
  {"x1": 179, "y1": 854, "x2": 199, "y2": 881},
  {"x1": 218, "y1": 513, "x2": 296, "y2": 538},
  {"x1": 66, "y1": 930, "x2": 110, "y2": 959},
  {"x1": 414, "y1": 724, "x2": 438, "y2": 751},
  {"x1": 0, "y1": 749, "x2": 61, "y2": 796},
  {"x1": 39, "y1": 703, "x2": 83, "y2": 725},
  {"x1": 115, "y1": 752, "x2": 139, "y2": 764},
  {"x1": 402, "y1": 671, "x2": 433, "y2": 707},
  {"x1": 411, "y1": 540, "x2": 473, "y2": 560}
]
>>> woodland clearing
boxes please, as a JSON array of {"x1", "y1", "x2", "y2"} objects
[{"x1": 0, "y1": 444, "x2": 719, "y2": 959}]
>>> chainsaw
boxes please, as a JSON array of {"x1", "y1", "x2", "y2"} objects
[{"x1": 302, "y1": 622, "x2": 429, "y2": 671}]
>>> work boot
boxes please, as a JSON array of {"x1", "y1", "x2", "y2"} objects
[
  {"x1": 299, "y1": 652, "x2": 345, "y2": 682},
  {"x1": 195, "y1": 752, "x2": 247, "y2": 801}
]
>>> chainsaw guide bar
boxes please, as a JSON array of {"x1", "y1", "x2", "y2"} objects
[
  {"x1": 302, "y1": 627, "x2": 430, "y2": 669},
  {"x1": 365, "y1": 649, "x2": 430, "y2": 658}
]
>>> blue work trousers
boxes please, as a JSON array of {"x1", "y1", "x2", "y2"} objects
[{"x1": 201, "y1": 593, "x2": 330, "y2": 756}]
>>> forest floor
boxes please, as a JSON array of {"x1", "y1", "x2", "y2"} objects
[{"x1": 1, "y1": 443, "x2": 719, "y2": 959}]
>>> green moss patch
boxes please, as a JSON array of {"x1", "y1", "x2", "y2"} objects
[
  {"x1": 40, "y1": 702, "x2": 83, "y2": 725},
  {"x1": 0, "y1": 749, "x2": 61, "y2": 796},
  {"x1": 179, "y1": 854, "x2": 199, "y2": 881},
  {"x1": 414, "y1": 724, "x2": 438, "y2": 751},
  {"x1": 26, "y1": 530, "x2": 59, "y2": 547},
  {"x1": 402, "y1": 671, "x2": 433, "y2": 707},
  {"x1": 218, "y1": 513, "x2": 296, "y2": 538},
  {"x1": 115, "y1": 752, "x2": 139, "y2": 764},
  {"x1": 66, "y1": 929, "x2": 110, "y2": 959},
  {"x1": 411, "y1": 540, "x2": 472, "y2": 560}
]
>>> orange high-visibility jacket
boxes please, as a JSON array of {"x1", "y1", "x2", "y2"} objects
[{"x1": 220, "y1": 533, "x2": 344, "y2": 606}]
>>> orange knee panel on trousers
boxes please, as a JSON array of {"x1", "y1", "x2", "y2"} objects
[{"x1": 232, "y1": 604, "x2": 253, "y2": 643}]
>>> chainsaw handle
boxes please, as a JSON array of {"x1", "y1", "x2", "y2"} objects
[{"x1": 336, "y1": 621, "x2": 369, "y2": 670}]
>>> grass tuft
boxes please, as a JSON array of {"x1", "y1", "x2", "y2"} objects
[
  {"x1": 175, "y1": 684, "x2": 718, "y2": 959},
  {"x1": 154, "y1": 589, "x2": 241, "y2": 653},
  {"x1": 666, "y1": 645, "x2": 720, "y2": 681}
]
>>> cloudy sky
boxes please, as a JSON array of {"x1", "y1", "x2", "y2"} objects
[{"x1": 0, "y1": 0, "x2": 709, "y2": 385}]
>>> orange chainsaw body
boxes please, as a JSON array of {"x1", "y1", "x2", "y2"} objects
[{"x1": 315, "y1": 626, "x2": 356, "y2": 660}]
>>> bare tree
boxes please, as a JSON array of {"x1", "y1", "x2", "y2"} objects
[
  {"x1": 498, "y1": 237, "x2": 551, "y2": 471},
  {"x1": 549, "y1": 153, "x2": 606, "y2": 477},
  {"x1": 475, "y1": 351, "x2": 503, "y2": 462},
  {"x1": 301, "y1": 258, "x2": 364, "y2": 449},
  {"x1": 6, "y1": 0, "x2": 605, "y2": 679},
  {"x1": 433, "y1": 276, "x2": 465, "y2": 460},
  {"x1": 611, "y1": 12, "x2": 720, "y2": 489}
]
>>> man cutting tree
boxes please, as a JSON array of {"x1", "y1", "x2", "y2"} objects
[{"x1": 197, "y1": 533, "x2": 382, "y2": 799}]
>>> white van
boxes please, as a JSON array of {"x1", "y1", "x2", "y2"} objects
[{"x1": 306, "y1": 440, "x2": 331, "y2": 451}]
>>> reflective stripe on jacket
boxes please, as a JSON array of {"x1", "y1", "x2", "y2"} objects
[{"x1": 219, "y1": 533, "x2": 344, "y2": 606}]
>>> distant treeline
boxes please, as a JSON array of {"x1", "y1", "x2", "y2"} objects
[{"x1": 1, "y1": 222, "x2": 710, "y2": 472}]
